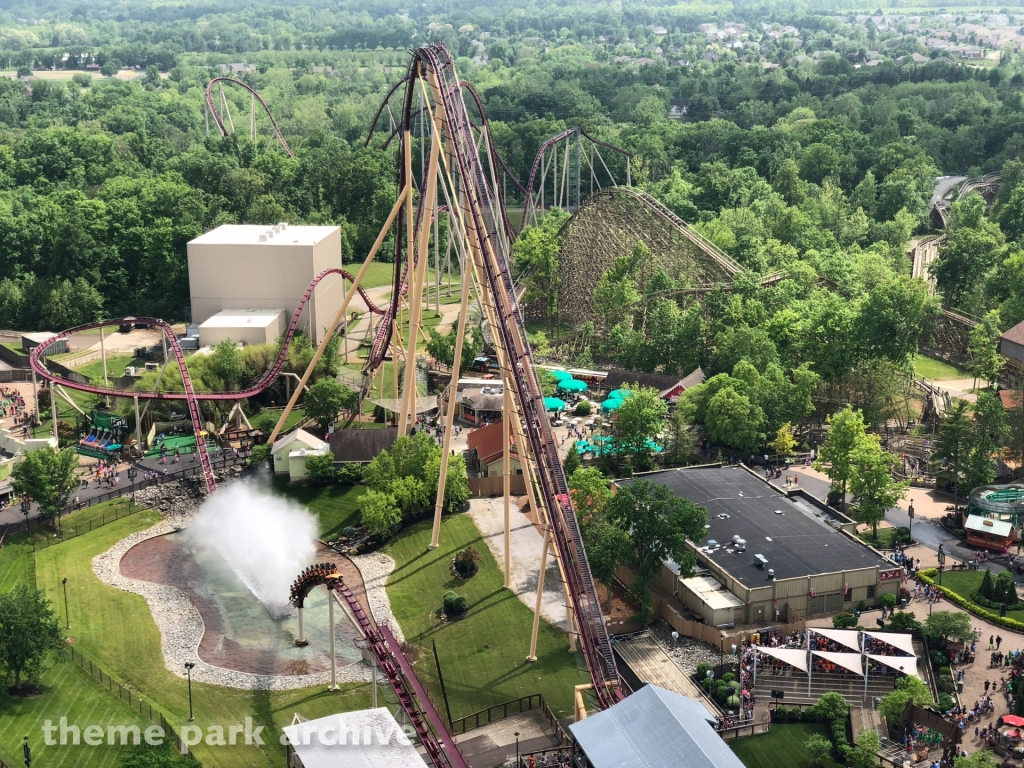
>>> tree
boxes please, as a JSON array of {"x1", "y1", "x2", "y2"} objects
[
  {"x1": 769, "y1": 423, "x2": 797, "y2": 458},
  {"x1": 850, "y1": 729, "x2": 882, "y2": 768},
  {"x1": 886, "y1": 611, "x2": 922, "y2": 632},
  {"x1": 512, "y1": 210, "x2": 568, "y2": 335},
  {"x1": 358, "y1": 489, "x2": 401, "y2": 538},
  {"x1": 99, "y1": 61, "x2": 119, "y2": 78},
  {"x1": 562, "y1": 443, "x2": 582, "y2": 477},
  {"x1": 924, "y1": 610, "x2": 975, "y2": 645},
  {"x1": 304, "y1": 378, "x2": 355, "y2": 432},
  {"x1": 966, "y1": 310, "x2": 1003, "y2": 389},
  {"x1": 120, "y1": 742, "x2": 201, "y2": 768},
  {"x1": 207, "y1": 338, "x2": 244, "y2": 391},
  {"x1": 0, "y1": 584, "x2": 64, "y2": 691},
  {"x1": 849, "y1": 437, "x2": 907, "y2": 539},
  {"x1": 804, "y1": 734, "x2": 832, "y2": 768},
  {"x1": 879, "y1": 676, "x2": 935, "y2": 726},
  {"x1": 931, "y1": 400, "x2": 974, "y2": 510},
  {"x1": 613, "y1": 386, "x2": 668, "y2": 466},
  {"x1": 704, "y1": 385, "x2": 766, "y2": 454},
  {"x1": 425, "y1": 453, "x2": 470, "y2": 513},
  {"x1": 305, "y1": 453, "x2": 335, "y2": 485},
  {"x1": 11, "y1": 446, "x2": 79, "y2": 527},
  {"x1": 813, "y1": 405, "x2": 867, "y2": 512},
  {"x1": 606, "y1": 480, "x2": 708, "y2": 617},
  {"x1": 40, "y1": 278, "x2": 104, "y2": 330},
  {"x1": 955, "y1": 752, "x2": 998, "y2": 768}
]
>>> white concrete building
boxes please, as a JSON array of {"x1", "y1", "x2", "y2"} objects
[
  {"x1": 197, "y1": 309, "x2": 286, "y2": 348},
  {"x1": 187, "y1": 224, "x2": 343, "y2": 344},
  {"x1": 270, "y1": 428, "x2": 329, "y2": 480}
]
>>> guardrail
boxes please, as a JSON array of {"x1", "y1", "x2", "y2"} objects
[
  {"x1": 0, "y1": 454, "x2": 248, "y2": 541},
  {"x1": 449, "y1": 693, "x2": 568, "y2": 743}
]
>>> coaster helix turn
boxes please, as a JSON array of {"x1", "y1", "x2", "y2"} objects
[{"x1": 26, "y1": 268, "x2": 385, "y2": 494}]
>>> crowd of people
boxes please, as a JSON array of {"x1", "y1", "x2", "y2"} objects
[{"x1": 0, "y1": 385, "x2": 26, "y2": 426}]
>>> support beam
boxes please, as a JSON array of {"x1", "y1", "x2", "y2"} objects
[
  {"x1": 527, "y1": 527, "x2": 550, "y2": 662},
  {"x1": 99, "y1": 324, "x2": 109, "y2": 407},
  {"x1": 134, "y1": 396, "x2": 142, "y2": 451},
  {"x1": 503, "y1": 385, "x2": 511, "y2": 590},
  {"x1": 296, "y1": 607, "x2": 308, "y2": 647},
  {"x1": 328, "y1": 594, "x2": 338, "y2": 691},
  {"x1": 268, "y1": 184, "x2": 410, "y2": 444}
]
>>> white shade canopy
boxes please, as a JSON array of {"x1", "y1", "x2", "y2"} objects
[
  {"x1": 863, "y1": 631, "x2": 916, "y2": 657},
  {"x1": 755, "y1": 646, "x2": 809, "y2": 672},
  {"x1": 867, "y1": 654, "x2": 919, "y2": 678},
  {"x1": 812, "y1": 651, "x2": 864, "y2": 676},
  {"x1": 811, "y1": 628, "x2": 862, "y2": 652}
]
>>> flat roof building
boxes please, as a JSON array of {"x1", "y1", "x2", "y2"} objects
[
  {"x1": 197, "y1": 309, "x2": 286, "y2": 348},
  {"x1": 618, "y1": 467, "x2": 899, "y2": 624},
  {"x1": 187, "y1": 223, "x2": 343, "y2": 345}
]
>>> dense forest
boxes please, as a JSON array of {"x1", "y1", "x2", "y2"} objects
[{"x1": 0, "y1": 0, "x2": 1023, "y2": 437}]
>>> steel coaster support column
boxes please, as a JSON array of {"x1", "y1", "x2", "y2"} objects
[
  {"x1": 268, "y1": 185, "x2": 410, "y2": 445},
  {"x1": 100, "y1": 324, "x2": 109, "y2": 407},
  {"x1": 503, "y1": 385, "x2": 511, "y2": 589},
  {"x1": 527, "y1": 527, "x2": 551, "y2": 662},
  {"x1": 296, "y1": 607, "x2": 307, "y2": 647},
  {"x1": 51, "y1": 381, "x2": 58, "y2": 448},
  {"x1": 328, "y1": 593, "x2": 338, "y2": 690},
  {"x1": 400, "y1": 115, "x2": 441, "y2": 434},
  {"x1": 134, "y1": 395, "x2": 142, "y2": 450},
  {"x1": 397, "y1": 129, "x2": 417, "y2": 433},
  {"x1": 31, "y1": 365, "x2": 38, "y2": 427},
  {"x1": 428, "y1": 240, "x2": 474, "y2": 550}
]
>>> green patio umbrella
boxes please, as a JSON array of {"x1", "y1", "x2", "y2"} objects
[
  {"x1": 607, "y1": 388, "x2": 630, "y2": 400},
  {"x1": 557, "y1": 378, "x2": 588, "y2": 393},
  {"x1": 601, "y1": 398, "x2": 623, "y2": 413},
  {"x1": 546, "y1": 369, "x2": 573, "y2": 381},
  {"x1": 544, "y1": 397, "x2": 567, "y2": 412}
]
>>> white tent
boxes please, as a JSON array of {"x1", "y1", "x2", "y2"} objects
[
  {"x1": 755, "y1": 646, "x2": 809, "y2": 672},
  {"x1": 867, "y1": 654, "x2": 919, "y2": 678},
  {"x1": 811, "y1": 628, "x2": 862, "y2": 652},
  {"x1": 863, "y1": 631, "x2": 916, "y2": 657},
  {"x1": 812, "y1": 651, "x2": 864, "y2": 676}
]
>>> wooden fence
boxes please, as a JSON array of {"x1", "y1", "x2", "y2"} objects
[{"x1": 467, "y1": 474, "x2": 528, "y2": 497}]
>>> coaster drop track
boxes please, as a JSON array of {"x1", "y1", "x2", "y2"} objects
[{"x1": 363, "y1": 44, "x2": 624, "y2": 711}]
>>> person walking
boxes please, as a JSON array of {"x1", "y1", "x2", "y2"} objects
[{"x1": 996, "y1": 636, "x2": 1002, "y2": 650}]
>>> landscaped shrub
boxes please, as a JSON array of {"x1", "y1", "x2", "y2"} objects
[
  {"x1": 305, "y1": 453, "x2": 335, "y2": 485},
  {"x1": 894, "y1": 526, "x2": 911, "y2": 544},
  {"x1": 885, "y1": 611, "x2": 922, "y2": 632},
  {"x1": 443, "y1": 590, "x2": 468, "y2": 617},
  {"x1": 453, "y1": 545, "x2": 481, "y2": 577},
  {"x1": 336, "y1": 463, "x2": 363, "y2": 485},
  {"x1": 574, "y1": 400, "x2": 592, "y2": 416},
  {"x1": 880, "y1": 593, "x2": 898, "y2": 608},
  {"x1": 833, "y1": 612, "x2": 857, "y2": 628}
]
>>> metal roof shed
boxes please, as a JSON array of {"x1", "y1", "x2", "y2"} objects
[{"x1": 569, "y1": 685, "x2": 745, "y2": 768}]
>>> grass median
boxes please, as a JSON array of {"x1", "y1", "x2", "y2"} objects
[
  {"x1": 384, "y1": 514, "x2": 583, "y2": 720},
  {"x1": 25, "y1": 503, "x2": 370, "y2": 768},
  {"x1": 731, "y1": 723, "x2": 844, "y2": 768}
]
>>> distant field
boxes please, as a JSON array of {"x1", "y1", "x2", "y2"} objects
[{"x1": 0, "y1": 69, "x2": 141, "y2": 82}]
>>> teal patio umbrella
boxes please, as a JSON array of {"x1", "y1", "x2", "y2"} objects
[
  {"x1": 601, "y1": 398, "x2": 623, "y2": 413},
  {"x1": 544, "y1": 397, "x2": 567, "y2": 412},
  {"x1": 557, "y1": 378, "x2": 588, "y2": 393},
  {"x1": 546, "y1": 369, "x2": 573, "y2": 381},
  {"x1": 607, "y1": 388, "x2": 629, "y2": 400}
]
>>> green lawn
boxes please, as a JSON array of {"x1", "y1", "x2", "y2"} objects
[
  {"x1": 27, "y1": 509, "x2": 371, "y2": 768},
  {"x1": 929, "y1": 568, "x2": 1024, "y2": 623},
  {"x1": 270, "y1": 476, "x2": 365, "y2": 540},
  {"x1": 914, "y1": 355, "x2": 968, "y2": 381},
  {"x1": 731, "y1": 723, "x2": 845, "y2": 768},
  {"x1": 383, "y1": 515, "x2": 584, "y2": 720},
  {"x1": 357, "y1": 261, "x2": 438, "y2": 290},
  {"x1": 75, "y1": 355, "x2": 142, "y2": 383},
  {"x1": 0, "y1": 529, "x2": 35, "y2": 591},
  {"x1": 0, "y1": 655, "x2": 154, "y2": 768},
  {"x1": 857, "y1": 527, "x2": 898, "y2": 550}
]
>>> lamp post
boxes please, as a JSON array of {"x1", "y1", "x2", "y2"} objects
[
  {"x1": 184, "y1": 662, "x2": 195, "y2": 721},
  {"x1": 514, "y1": 731, "x2": 520, "y2": 768},
  {"x1": 61, "y1": 577, "x2": 69, "y2": 630},
  {"x1": 908, "y1": 499, "x2": 914, "y2": 543}
]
